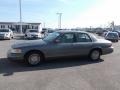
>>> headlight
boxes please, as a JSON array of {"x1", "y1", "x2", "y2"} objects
[
  {"x1": 10, "y1": 49, "x2": 22, "y2": 53},
  {"x1": 5, "y1": 33, "x2": 9, "y2": 36}
]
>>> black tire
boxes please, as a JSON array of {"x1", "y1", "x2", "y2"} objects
[
  {"x1": 9, "y1": 35, "x2": 13, "y2": 40},
  {"x1": 89, "y1": 50, "x2": 101, "y2": 61},
  {"x1": 25, "y1": 51, "x2": 43, "y2": 66},
  {"x1": 11, "y1": 35, "x2": 14, "y2": 39},
  {"x1": 9, "y1": 36, "x2": 12, "y2": 40}
]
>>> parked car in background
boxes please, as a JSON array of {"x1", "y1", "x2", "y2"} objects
[
  {"x1": 41, "y1": 29, "x2": 55, "y2": 37},
  {"x1": 112, "y1": 30, "x2": 120, "y2": 38},
  {"x1": 25, "y1": 29, "x2": 43, "y2": 39},
  {"x1": 96, "y1": 30, "x2": 103, "y2": 36},
  {"x1": 105, "y1": 32, "x2": 119, "y2": 42},
  {"x1": 7, "y1": 30, "x2": 113, "y2": 66},
  {"x1": 102, "y1": 31, "x2": 109, "y2": 37},
  {"x1": 0, "y1": 29, "x2": 14, "y2": 40}
]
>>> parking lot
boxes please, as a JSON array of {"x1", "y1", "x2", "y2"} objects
[{"x1": 0, "y1": 38, "x2": 120, "y2": 90}]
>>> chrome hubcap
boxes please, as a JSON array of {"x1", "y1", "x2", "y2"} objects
[
  {"x1": 91, "y1": 51, "x2": 100, "y2": 60},
  {"x1": 28, "y1": 54, "x2": 40, "y2": 65}
]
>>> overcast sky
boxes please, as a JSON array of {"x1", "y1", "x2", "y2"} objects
[{"x1": 0, "y1": 0, "x2": 120, "y2": 28}]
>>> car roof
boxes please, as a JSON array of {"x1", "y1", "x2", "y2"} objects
[
  {"x1": 56, "y1": 30, "x2": 88, "y2": 34},
  {"x1": 108, "y1": 32, "x2": 118, "y2": 34}
]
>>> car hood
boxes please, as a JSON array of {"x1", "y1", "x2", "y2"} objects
[
  {"x1": 0, "y1": 32, "x2": 9, "y2": 34},
  {"x1": 12, "y1": 39, "x2": 46, "y2": 48}
]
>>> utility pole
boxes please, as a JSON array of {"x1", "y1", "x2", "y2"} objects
[
  {"x1": 56, "y1": 13, "x2": 62, "y2": 29},
  {"x1": 43, "y1": 22, "x2": 46, "y2": 28},
  {"x1": 19, "y1": 0, "x2": 22, "y2": 34},
  {"x1": 111, "y1": 21, "x2": 115, "y2": 31}
]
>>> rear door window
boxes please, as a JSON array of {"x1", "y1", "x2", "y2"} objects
[{"x1": 76, "y1": 33, "x2": 92, "y2": 42}]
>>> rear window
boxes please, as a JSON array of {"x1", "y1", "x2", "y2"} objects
[
  {"x1": 29, "y1": 30, "x2": 38, "y2": 32},
  {"x1": 107, "y1": 33, "x2": 118, "y2": 37}
]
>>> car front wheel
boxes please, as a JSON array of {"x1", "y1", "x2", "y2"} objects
[
  {"x1": 9, "y1": 35, "x2": 13, "y2": 40},
  {"x1": 25, "y1": 52, "x2": 42, "y2": 66},
  {"x1": 89, "y1": 50, "x2": 101, "y2": 61}
]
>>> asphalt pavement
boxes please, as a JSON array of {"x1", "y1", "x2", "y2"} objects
[{"x1": 0, "y1": 39, "x2": 120, "y2": 90}]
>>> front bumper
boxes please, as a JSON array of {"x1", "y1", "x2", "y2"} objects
[
  {"x1": 102, "y1": 46, "x2": 114, "y2": 55},
  {"x1": 0, "y1": 35, "x2": 10, "y2": 39},
  {"x1": 7, "y1": 51, "x2": 24, "y2": 61}
]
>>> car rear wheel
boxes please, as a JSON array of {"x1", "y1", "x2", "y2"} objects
[
  {"x1": 116, "y1": 40, "x2": 118, "y2": 42},
  {"x1": 25, "y1": 52, "x2": 43, "y2": 66},
  {"x1": 89, "y1": 50, "x2": 101, "y2": 61}
]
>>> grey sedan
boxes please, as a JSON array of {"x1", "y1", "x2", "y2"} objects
[{"x1": 7, "y1": 30, "x2": 113, "y2": 66}]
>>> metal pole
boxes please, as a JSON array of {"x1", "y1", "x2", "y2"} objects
[
  {"x1": 57, "y1": 13, "x2": 62, "y2": 29},
  {"x1": 19, "y1": 0, "x2": 22, "y2": 34},
  {"x1": 43, "y1": 22, "x2": 45, "y2": 28},
  {"x1": 59, "y1": 13, "x2": 62, "y2": 29}
]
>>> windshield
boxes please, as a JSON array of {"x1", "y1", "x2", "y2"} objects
[
  {"x1": 0, "y1": 29, "x2": 9, "y2": 32},
  {"x1": 43, "y1": 32, "x2": 60, "y2": 42},
  {"x1": 107, "y1": 33, "x2": 118, "y2": 37},
  {"x1": 29, "y1": 30, "x2": 38, "y2": 33}
]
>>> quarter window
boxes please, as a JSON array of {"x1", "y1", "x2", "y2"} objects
[{"x1": 76, "y1": 33, "x2": 92, "y2": 42}]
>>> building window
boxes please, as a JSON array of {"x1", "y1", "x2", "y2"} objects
[
  {"x1": 3, "y1": 25, "x2": 5, "y2": 28},
  {"x1": 34, "y1": 26, "x2": 38, "y2": 29},
  {"x1": 32, "y1": 26, "x2": 34, "y2": 29},
  {"x1": 1, "y1": 25, "x2": 5, "y2": 28}
]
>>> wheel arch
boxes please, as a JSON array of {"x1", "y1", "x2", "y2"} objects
[
  {"x1": 24, "y1": 50, "x2": 45, "y2": 60},
  {"x1": 90, "y1": 47, "x2": 102, "y2": 55}
]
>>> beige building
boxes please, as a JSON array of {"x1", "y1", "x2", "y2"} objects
[{"x1": 0, "y1": 22, "x2": 41, "y2": 33}]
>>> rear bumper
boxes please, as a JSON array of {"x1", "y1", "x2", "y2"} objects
[
  {"x1": 102, "y1": 46, "x2": 114, "y2": 55},
  {"x1": 27, "y1": 36, "x2": 38, "y2": 38},
  {"x1": 106, "y1": 39, "x2": 118, "y2": 42},
  {"x1": 26, "y1": 34, "x2": 42, "y2": 39}
]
